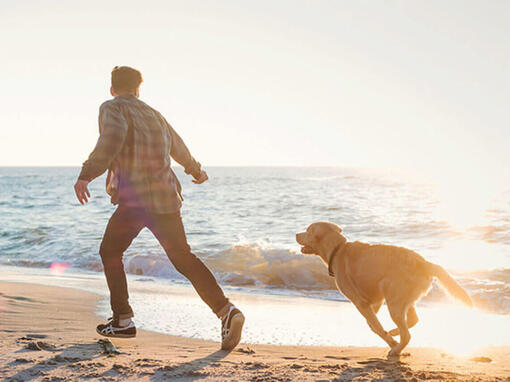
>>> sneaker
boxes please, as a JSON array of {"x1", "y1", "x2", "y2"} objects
[
  {"x1": 96, "y1": 318, "x2": 137, "y2": 339},
  {"x1": 221, "y1": 306, "x2": 245, "y2": 351}
]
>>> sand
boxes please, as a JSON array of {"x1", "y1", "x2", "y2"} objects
[{"x1": 1, "y1": 281, "x2": 509, "y2": 381}]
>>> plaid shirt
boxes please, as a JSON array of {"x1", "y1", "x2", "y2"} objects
[{"x1": 79, "y1": 95, "x2": 201, "y2": 213}]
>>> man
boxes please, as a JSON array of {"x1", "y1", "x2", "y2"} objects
[{"x1": 74, "y1": 66, "x2": 244, "y2": 351}]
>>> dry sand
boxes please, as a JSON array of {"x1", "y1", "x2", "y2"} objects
[{"x1": 1, "y1": 281, "x2": 509, "y2": 381}]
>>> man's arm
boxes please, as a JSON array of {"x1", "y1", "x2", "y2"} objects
[
  {"x1": 165, "y1": 120, "x2": 207, "y2": 183},
  {"x1": 74, "y1": 102, "x2": 129, "y2": 204}
]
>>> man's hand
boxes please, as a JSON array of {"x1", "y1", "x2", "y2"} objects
[
  {"x1": 192, "y1": 170, "x2": 209, "y2": 184},
  {"x1": 74, "y1": 179, "x2": 91, "y2": 205}
]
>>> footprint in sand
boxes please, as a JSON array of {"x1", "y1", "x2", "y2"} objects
[
  {"x1": 26, "y1": 334, "x2": 47, "y2": 339},
  {"x1": 236, "y1": 347, "x2": 255, "y2": 354},
  {"x1": 325, "y1": 355, "x2": 350, "y2": 360},
  {"x1": 470, "y1": 356, "x2": 492, "y2": 363},
  {"x1": 14, "y1": 358, "x2": 32, "y2": 363},
  {"x1": 6, "y1": 295, "x2": 36, "y2": 302}
]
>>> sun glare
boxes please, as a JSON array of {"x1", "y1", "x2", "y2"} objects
[
  {"x1": 413, "y1": 304, "x2": 509, "y2": 357},
  {"x1": 433, "y1": 173, "x2": 496, "y2": 231}
]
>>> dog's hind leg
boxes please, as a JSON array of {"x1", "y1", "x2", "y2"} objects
[
  {"x1": 388, "y1": 305, "x2": 418, "y2": 336},
  {"x1": 355, "y1": 303, "x2": 398, "y2": 348},
  {"x1": 371, "y1": 300, "x2": 383, "y2": 315},
  {"x1": 387, "y1": 303, "x2": 411, "y2": 357}
]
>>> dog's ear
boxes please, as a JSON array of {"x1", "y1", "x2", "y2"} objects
[{"x1": 334, "y1": 224, "x2": 343, "y2": 233}]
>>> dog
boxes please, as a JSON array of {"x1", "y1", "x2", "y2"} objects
[{"x1": 296, "y1": 222, "x2": 473, "y2": 356}]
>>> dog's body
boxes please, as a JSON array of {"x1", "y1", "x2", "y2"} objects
[{"x1": 296, "y1": 222, "x2": 473, "y2": 356}]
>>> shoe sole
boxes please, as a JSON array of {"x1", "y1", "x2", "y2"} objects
[
  {"x1": 96, "y1": 327, "x2": 136, "y2": 339},
  {"x1": 221, "y1": 312, "x2": 245, "y2": 351}
]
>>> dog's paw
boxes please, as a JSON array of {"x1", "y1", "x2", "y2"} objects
[
  {"x1": 387, "y1": 347, "x2": 402, "y2": 358},
  {"x1": 388, "y1": 328, "x2": 400, "y2": 336}
]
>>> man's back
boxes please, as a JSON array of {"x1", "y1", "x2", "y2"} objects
[
  {"x1": 78, "y1": 95, "x2": 201, "y2": 213},
  {"x1": 106, "y1": 95, "x2": 172, "y2": 178}
]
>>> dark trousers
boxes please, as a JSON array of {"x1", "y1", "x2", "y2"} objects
[{"x1": 99, "y1": 205, "x2": 230, "y2": 320}]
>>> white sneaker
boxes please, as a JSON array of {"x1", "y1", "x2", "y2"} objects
[
  {"x1": 221, "y1": 306, "x2": 245, "y2": 351},
  {"x1": 96, "y1": 318, "x2": 136, "y2": 338}
]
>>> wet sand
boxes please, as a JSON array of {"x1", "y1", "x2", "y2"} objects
[{"x1": 1, "y1": 281, "x2": 509, "y2": 381}]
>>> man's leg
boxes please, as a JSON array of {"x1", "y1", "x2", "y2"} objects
[
  {"x1": 99, "y1": 206, "x2": 145, "y2": 320},
  {"x1": 147, "y1": 211, "x2": 230, "y2": 317}
]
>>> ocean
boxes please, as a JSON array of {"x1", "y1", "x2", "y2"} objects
[{"x1": 1, "y1": 166, "x2": 509, "y2": 349}]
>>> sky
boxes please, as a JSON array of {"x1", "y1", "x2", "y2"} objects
[{"x1": 1, "y1": 1, "x2": 508, "y2": 182}]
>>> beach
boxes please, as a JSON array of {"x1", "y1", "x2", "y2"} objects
[{"x1": 1, "y1": 281, "x2": 509, "y2": 382}]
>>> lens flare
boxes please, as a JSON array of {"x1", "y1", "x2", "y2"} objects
[{"x1": 50, "y1": 262, "x2": 70, "y2": 276}]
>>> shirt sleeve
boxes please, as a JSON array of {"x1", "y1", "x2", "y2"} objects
[
  {"x1": 78, "y1": 102, "x2": 129, "y2": 181},
  {"x1": 165, "y1": 119, "x2": 202, "y2": 179}
]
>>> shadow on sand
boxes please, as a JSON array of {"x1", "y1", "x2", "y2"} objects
[
  {"x1": 8, "y1": 340, "x2": 230, "y2": 381},
  {"x1": 334, "y1": 357, "x2": 411, "y2": 381},
  {"x1": 8, "y1": 342, "x2": 106, "y2": 381},
  {"x1": 148, "y1": 349, "x2": 229, "y2": 380}
]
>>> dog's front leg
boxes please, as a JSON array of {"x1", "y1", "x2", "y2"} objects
[{"x1": 354, "y1": 303, "x2": 398, "y2": 348}]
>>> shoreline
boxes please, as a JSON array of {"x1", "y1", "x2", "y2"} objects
[
  {"x1": 1, "y1": 281, "x2": 509, "y2": 381},
  {"x1": 2, "y1": 264, "x2": 510, "y2": 351}
]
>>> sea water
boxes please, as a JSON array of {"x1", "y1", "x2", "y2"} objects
[{"x1": 1, "y1": 167, "x2": 509, "y2": 350}]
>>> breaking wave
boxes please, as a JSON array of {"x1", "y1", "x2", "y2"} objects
[{"x1": 3, "y1": 241, "x2": 510, "y2": 315}]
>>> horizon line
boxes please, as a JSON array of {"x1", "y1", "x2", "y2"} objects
[{"x1": 0, "y1": 164, "x2": 391, "y2": 169}]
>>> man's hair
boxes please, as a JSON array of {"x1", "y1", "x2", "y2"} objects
[{"x1": 111, "y1": 66, "x2": 143, "y2": 93}]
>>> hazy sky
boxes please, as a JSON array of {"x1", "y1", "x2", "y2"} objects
[{"x1": 1, "y1": 1, "x2": 508, "y2": 179}]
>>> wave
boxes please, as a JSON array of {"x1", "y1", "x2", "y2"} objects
[
  {"x1": 2, "y1": 239, "x2": 510, "y2": 315},
  {"x1": 469, "y1": 225, "x2": 510, "y2": 245},
  {"x1": 203, "y1": 244, "x2": 337, "y2": 290},
  {"x1": 117, "y1": 244, "x2": 338, "y2": 291},
  {"x1": 120, "y1": 244, "x2": 510, "y2": 315},
  {"x1": 102, "y1": 244, "x2": 510, "y2": 316}
]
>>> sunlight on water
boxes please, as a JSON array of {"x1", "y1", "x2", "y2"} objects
[
  {"x1": 432, "y1": 172, "x2": 499, "y2": 231},
  {"x1": 424, "y1": 240, "x2": 509, "y2": 272}
]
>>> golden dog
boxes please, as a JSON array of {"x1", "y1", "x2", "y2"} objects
[{"x1": 296, "y1": 222, "x2": 473, "y2": 356}]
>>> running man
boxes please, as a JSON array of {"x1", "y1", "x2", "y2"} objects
[{"x1": 74, "y1": 66, "x2": 244, "y2": 351}]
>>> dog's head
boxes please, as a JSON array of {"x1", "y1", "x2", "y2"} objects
[{"x1": 296, "y1": 222, "x2": 346, "y2": 259}]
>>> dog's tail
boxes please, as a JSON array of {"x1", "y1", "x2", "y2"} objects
[{"x1": 427, "y1": 262, "x2": 473, "y2": 307}]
